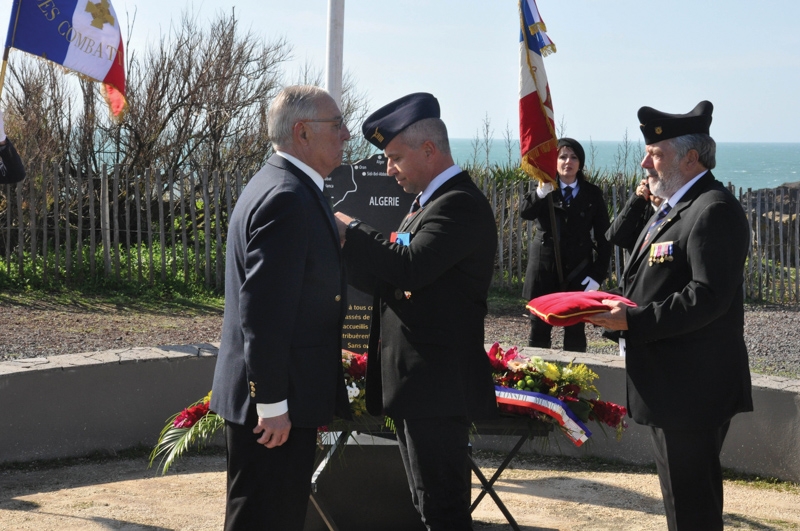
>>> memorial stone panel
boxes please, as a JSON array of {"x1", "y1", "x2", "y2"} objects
[{"x1": 326, "y1": 154, "x2": 414, "y2": 354}]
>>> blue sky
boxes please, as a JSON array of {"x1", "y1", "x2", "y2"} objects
[{"x1": 5, "y1": 0, "x2": 799, "y2": 142}]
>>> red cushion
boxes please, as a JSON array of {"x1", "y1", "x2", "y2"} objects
[{"x1": 526, "y1": 291, "x2": 637, "y2": 327}]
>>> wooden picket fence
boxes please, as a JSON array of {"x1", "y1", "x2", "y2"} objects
[
  {"x1": 472, "y1": 175, "x2": 800, "y2": 305},
  {"x1": 0, "y1": 163, "x2": 246, "y2": 290},
  {"x1": 2, "y1": 163, "x2": 799, "y2": 304}
]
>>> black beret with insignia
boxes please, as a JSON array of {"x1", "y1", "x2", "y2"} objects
[
  {"x1": 362, "y1": 92, "x2": 441, "y2": 150},
  {"x1": 638, "y1": 100, "x2": 713, "y2": 145}
]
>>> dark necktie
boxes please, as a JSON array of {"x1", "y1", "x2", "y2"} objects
[
  {"x1": 562, "y1": 185, "x2": 573, "y2": 206},
  {"x1": 406, "y1": 194, "x2": 422, "y2": 218},
  {"x1": 639, "y1": 203, "x2": 672, "y2": 251}
]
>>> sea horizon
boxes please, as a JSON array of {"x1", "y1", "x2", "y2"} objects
[{"x1": 449, "y1": 139, "x2": 800, "y2": 192}]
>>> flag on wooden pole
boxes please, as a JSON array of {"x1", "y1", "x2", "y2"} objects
[
  {"x1": 519, "y1": 0, "x2": 557, "y2": 184},
  {"x1": 3, "y1": 0, "x2": 128, "y2": 118}
]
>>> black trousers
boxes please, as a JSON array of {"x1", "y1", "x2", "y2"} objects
[
  {"x1": 223, "y1": 415, "x2": 318, "y2": 531},
  {"x1": 395, "y1": 416, "x2": 473, "y2": 531},
  {"x1": 529, "y1": 316, "x2": 587, "y2": 352},
  {"x1": 649, "y1": 422, "x2": 731, "y2": 531}
]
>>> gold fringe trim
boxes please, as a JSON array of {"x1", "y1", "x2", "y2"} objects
[
  {"x1": 527, "y1": 21, "x2": 548, "y2": 35},
  {"x1": 521, "y1": 154, "x2": 556, "y2": 185},
  {"x1": 526, "y1": 138, "x2": 558, "y2": 160},
  {"x1": 540, "y1": 43, "x2": 557, "y2": 57}
]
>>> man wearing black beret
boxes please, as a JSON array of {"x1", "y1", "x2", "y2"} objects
[
  {"x1": 590, "y1": 101, "x2": 752, "y2": 530},
  {"x1": 335, "y1": 92, "x2": 498, "y2": 530}
]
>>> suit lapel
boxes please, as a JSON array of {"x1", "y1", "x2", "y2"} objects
[
  {"x1": 400, "y1": 172, "x2": 471, "y2": 233},
  {"x1": 624, "y1": 172, "x2": 715, "y2": 274},
  {"x1": 268, "y1": 155, "x2": 341, "y2": 253},
  {"x1": 629, "y1": 207, "x2": 663, "y2": 264},
  {"x1": 397, "y1": 205, "x2": 418, "y2": 232}
]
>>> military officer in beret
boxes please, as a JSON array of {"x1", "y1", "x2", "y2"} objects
[
  {"x1": 590, "y1": 101, "x2": 752, "y2": 530},
  {"x1": 335, "y1": 92, "x2": 498, "y2": 530},
  {"x1": 211, "y1": 85, "x2": 352, "y2": 530}
]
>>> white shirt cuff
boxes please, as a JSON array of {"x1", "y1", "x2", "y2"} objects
[
  {"x1": 618, "y1": 337, "x2": 627, "y2": 358},
  {"x1": 256, "y1": 400, "x2": 288, "y2": 418}
]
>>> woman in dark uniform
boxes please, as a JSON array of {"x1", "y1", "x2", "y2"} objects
[{"x1": 520, "y1": 138, "x2": 611, "y2": 352}]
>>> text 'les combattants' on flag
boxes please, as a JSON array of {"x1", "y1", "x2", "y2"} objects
[
  {"x1": 518, "y1": 0, "x2": 557, "y2": 185},
  {"x1": 5, "y1": 0, "x2": 127, "y2": 117}
]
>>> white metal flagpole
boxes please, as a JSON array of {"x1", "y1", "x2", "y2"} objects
[{"x1": 325, "y1": 0, "x2": 345, "y2": 108}]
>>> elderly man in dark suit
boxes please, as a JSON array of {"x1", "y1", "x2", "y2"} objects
[
  {"x1": 590, "y1": 101, "x2": 752, "y2": 531},
  {"x1": 210, "y1": 85, "x2": 352, "y2": 531},
  {"x1": 335, "y1": 93, "x2": 498, "y2": 531}
]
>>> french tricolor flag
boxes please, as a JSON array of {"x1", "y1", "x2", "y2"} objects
[
  {"x1": 5, "y1": 0, "x2": 127, "y2": 118},
  {"x1": 518, "y1": 0, "x2": 557, "y2": 184}
]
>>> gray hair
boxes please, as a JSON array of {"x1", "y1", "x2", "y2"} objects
[
  {"x1": 669, "y1": 134, "x2": 717, "y2": 170},
  {"x1": 395, "y1": 118, "x2": 451, "y2": 155},
  {"x1": 268, "y1": 85, "x2": 331, "y2": 150}
]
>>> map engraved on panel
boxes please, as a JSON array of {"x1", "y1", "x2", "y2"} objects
[{"x1": 325, "y1": 153, "x2": 415, "y2": 353}]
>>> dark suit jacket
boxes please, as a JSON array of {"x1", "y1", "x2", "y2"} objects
[
  {"x1": 211, "y1": 154, "x2": 351, "y2": 428},
  {"x1": 343, "y1": 171, "x2": 498, "y2": 421},
  {"x1": 606, "y1": 191, "x2": 654, "y2": 253},
  {"x1": 617, "y1": 171, "x2": 753, "y2": 430},
  {"x1": 520, "y1": 178, "x2": 612, "y2": 299},
  {"x1": 0, "y1": 139, "x2": 26, "y2": 184}
]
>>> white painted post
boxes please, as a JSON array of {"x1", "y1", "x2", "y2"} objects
[{"x1": 325, "y1": 0, "x2": 345, "y2": 108}]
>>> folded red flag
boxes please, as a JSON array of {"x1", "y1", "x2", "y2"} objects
[{"x1": 526, "y1": 291, "x2": 637, "y2": 327}]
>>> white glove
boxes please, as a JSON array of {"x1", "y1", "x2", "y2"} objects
[
  {"x1": 535, "y1": 181, "x2": 554, "y2": 198},
  {"x1": 0, "y1": 110, "x2": 6, "y2": 143},
  {"x1": 581, "y1": 276, "x2": 600, "y2": 292}
]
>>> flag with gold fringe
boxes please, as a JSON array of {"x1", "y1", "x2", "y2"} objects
[
  {"x1": 518, "y1": 0, "x2": 557, "y2": 184},
  {"x1": 3, "y1": 0, "x2": 128, "y2": 118}
]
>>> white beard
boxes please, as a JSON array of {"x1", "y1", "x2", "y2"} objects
[{"x1": 647, "y1": 161, "x2": 684, "y2": 199}]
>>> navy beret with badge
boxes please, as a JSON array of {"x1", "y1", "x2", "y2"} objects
[
  {"x1": 638, "y1": 100, "x2": 713, "y2": 145},
  {"x1": 362, "y1": 92, "x2": 441, "y2": 150}
]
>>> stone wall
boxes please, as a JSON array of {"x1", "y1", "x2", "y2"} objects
[{"x1": 1, "y1": 345, "x2": 798, "y2": 482}]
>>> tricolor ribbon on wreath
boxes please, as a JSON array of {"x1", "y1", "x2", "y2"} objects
[{"x1": 495, "y1": 385, "x2": 591, "y2": 446}]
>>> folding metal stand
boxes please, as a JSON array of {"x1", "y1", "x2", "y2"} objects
[
  {"x1": 308, "y1": 429, "x2": 350, "y2": 531},
  {"x1": 468, "y1": 416, "x2": 550, "y2": 531},
  {"x1": 308, "y1": 416, "x2": 550, "y2": 531},
  {"x1": 308, "y1": 416, "x2": 396, "y2": 531}
]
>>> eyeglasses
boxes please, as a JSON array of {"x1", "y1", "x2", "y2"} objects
[{"x1": 301, "y1": 117, "x2": 346, "y2": 129}]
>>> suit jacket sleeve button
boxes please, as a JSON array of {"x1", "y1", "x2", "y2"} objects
[
  {"x1": 394, "y1": 289, "x2": 404, "y2": 300},
  {"x1": 335, "y1": 295, "x2": 341, "y2": 302}
]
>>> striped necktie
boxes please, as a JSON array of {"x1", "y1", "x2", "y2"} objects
[
  {"x1": 562, "y1": 185, "x2": 573, "y2": 206},
  {"x1": 639, "y1": 203, "x2": 672, "y2": 252},
  {"x1": 406, "y1": 194, "x2": 422, "y2": 218}
]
